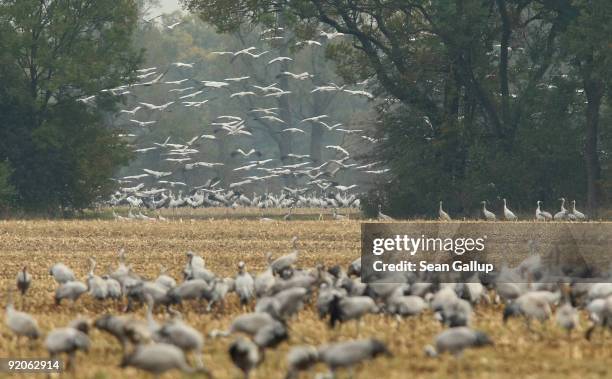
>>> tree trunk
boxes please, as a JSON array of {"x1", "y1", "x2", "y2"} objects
[
  {"x1": 496, "y1": 0, "x2": 511, "y2": 131},
  {"x1": 583, "y1": 76, "x2": 603, "y2": 216},
  {"x1": 308, "y1": 49, "x2": 330, "y2": 165},
  {"x1": 310, "y1": 122, "x2": 324, "y2": 164}
]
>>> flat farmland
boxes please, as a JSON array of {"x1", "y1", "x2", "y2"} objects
[{"x1": 0, "y1": 215, "x2": 610, "y2": 379}]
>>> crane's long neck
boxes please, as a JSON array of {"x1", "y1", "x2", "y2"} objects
[
  {"x1": 536, "y1": 203, "x2": 541, "y2": 212},
  {"x1": 146, "y1": 299, "x2": 155, "y2": 328},
  {"x1": 6, "y1": 291, "x2": 14, "y2": 311},
  {"x1": 561, "y1": 199, "x2": 566, "y2": 211},
  {"x1": 439, "y1": 202, "x2": 443, "y2": 212}
]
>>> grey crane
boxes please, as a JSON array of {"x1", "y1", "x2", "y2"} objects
[
  {"x1": 167, "y1": 279, "x2": 213, "y2": 306},
  {"x1": 45, "y1": 318, "x2": 91, "y2": 371},
  {"x1": 252, "y1": 319, "x2": 288, "y2": 349},
  {"x1": 556, "y1": 301, "x2": 579, "y2": 337},
  {"x1": 111, "y1": 248, "x2": 129, "y2": 279},
  {"x1": 503, "y1": 198, "x2": 518, "y2": 221},
  {"x1": 318, "y1": 338, "x2": 391, "y2": 377},
  {"x1": 209, "y1": 311, "x2": 288, "y2": 349},
  {"x1": 332, "y1": 207, "x2": 347, "y2": 220},
  {"x1": 425, "y1": 327, "x2": 492, "y2": 357},
  {"x1": 328, "y1": 295, "x2": 379, "y2": 333},
  {"x1": 120, "y1": 342, "x2": 210, "y2": 377},
  {"x1": 16, "y1": 266, "x2": 31, "y2": 297},
  {"x1": 503, "y1": 291, "x2": 558, "y2": 330},
  {"x1": 536, "y1": 201, "x2": 553, "y2": 221},
  {"x1": 254, "y1": 252, "x2": 276, "y2": 297},
  {"x1": 554, "y1": 198, "x2": 568, "y2": 220},
  {"x1": 229, "y1": 337, "x2": 262, "y2": 379},
  {"x1": 268, "y1": 269, "x2": 318, "y2": 295},
  {"x1": 284, "y1": 345, "x2": 319, "y2": 379},
  {"x1": 5, "y1": 290, "x2": 40, "y2": 346},
  {"x1": 365, "y1": 282, "x2": 403, "y2": 302},
  {"x1": 55, "y1": 280, "x2": 88, "y2": 305},
  {"x1": 132, "y1": 294, "x2": 162, "y2": 343},
  {"x1": 386, "y1": 291, "x2": 427, "y2": 321},
  {"x1": 256, "y1": 287, "x2": 308, "y2": 320},
  {"x1": 112, "y1": 265, "x2": 141, "y2": 296},
  {"x1": 157, "y1": 316, "x2": 208, "y2": 371},
  {"x1": 481, "y1": 201, "x2": 496, "y2": 221},
  {"x1": 347, "y1": 258, "x2": 361, "y2": 277},
  {"x1": 283, "y1": 206, "x2": 293, "y2": 221},
  {"x1": 570, "y1": 200, "x2": 587, "y2": 220},
  {"x1": 155, "y1": 266, "x2": 177, "y2": 290},
  {"x1": 95, "y1": 314, "x2": 136, "y2": 353},
  {"x1": 184, "y1": 252, "x2": 216, "y2": 282},
  {"x1": 377, "y1": 204, "x2": 393, "y2": 221},
  {"x1": 235, "y1": 261, "x2": 255, "y2": 306},
  {"x1": 87, "y1": 258, "x2": 109, "y2": 300},
  {"x1": 49, "y1": 263, "x2": 75, "y2": 284},
  {"x1": 125, "y1": 279, "x2": 175, "y2": 311},
  {"x1": 587, "y1": 282, "x2": 612, "y2": 301},
  {"x1": 439, "y1": 201, "x2": 451, "y2": 221},
  {"x1": 436, "y1": 297, "x2": 473, "y2": 327},
  {"x1": 460, "y1": 280, "x2": 487, "y2": 304},
  {"x1": 317, "y1": 284, "x2": 347, "y2": 319},
  {"x1": 103, "y1": 275, "x2": 122, "y2": 299},
  {"x1": 431, "y1": 286, "x2": 460, "y2": 312},
  {"x1": 585, "y1": 296, "x2": 612, "y2": 340},
  {"x1": 207, "y1": 277, "x2": 235, "y2": 312},
  {"x1": 270, "y1": 237, "x2": 299, "y2": 277},
  {"x1": 213, "y1": 312, "x2": 280, "y2": 338}
]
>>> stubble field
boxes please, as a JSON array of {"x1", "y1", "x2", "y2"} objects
[{"x1": 0, "y1": 212, "x2": 610, "y2": 379}]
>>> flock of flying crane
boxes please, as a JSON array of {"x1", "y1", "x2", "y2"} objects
[{"x1": 83, "y1": 21, "x2": 389, "y2": 213}]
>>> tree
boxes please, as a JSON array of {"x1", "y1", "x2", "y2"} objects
[
  {"x1": 0, "y1": 0, "x2": 142, "y2": 213},
  {"x1": 183, "y1": 0, "x2": 610, "y2": 216},
  {"x1": 0, "y1": 161, "x2": 16, "y2": 211},
  {"x1": 557, "y1": 0, "x2": 612, "y2": 215}
]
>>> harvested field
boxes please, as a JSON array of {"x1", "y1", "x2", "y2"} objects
[{"x1": 0, "y1": 214, "x2": 611, "y2": 379}]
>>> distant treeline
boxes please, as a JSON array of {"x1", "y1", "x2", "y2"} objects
[{"x1": 184, "y1": 0, "x2": 612, "y2": 217}]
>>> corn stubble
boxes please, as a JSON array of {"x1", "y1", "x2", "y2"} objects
[{"x1": 0, "y1": 217, "x2": 608, "y2": 379}]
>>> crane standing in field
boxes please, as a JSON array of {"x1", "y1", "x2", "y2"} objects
[
  {"x1": 535, "y1": 201, "x2": 552, "y2": 221},
  {"x1": 503, "y1": 198, "x2": 518, "y2": 221},
  {"x1": 439, "y1": 201, "x2": 451, "y2": 221},
  {"x1": 481, "y1": 201, "x2": 496, "y2": 221},
  {"x1": 235, "y1": 261, "x2": 255, "y2": 307},
  {"x1": 554, "y1": 198, "x2": 568, "y2": 220},
  {"x1": 5, "y1": 290, "x2": 40, "y2": 348}
]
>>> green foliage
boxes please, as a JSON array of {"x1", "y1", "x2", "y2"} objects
[
  {"x1": 0, "y1": 161, "x2": 16, "y2": 209},
  {"x1": 0, "y1": 0, "x2": 140, "y2": 213},
  {"x1": 185, "y1": 0, "x2": 611, "y2": 217}
]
